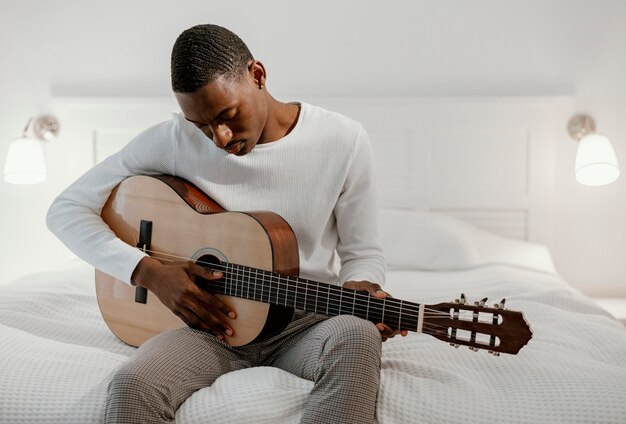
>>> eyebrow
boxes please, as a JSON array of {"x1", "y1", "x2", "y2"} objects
[{"x1": 184, "y1": 104, "x2": 237, "y2": 125}]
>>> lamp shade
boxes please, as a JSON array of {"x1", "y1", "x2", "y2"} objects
[
  {"x1": 574, "y1": 133, "x2": 620, "y2": 186},
  {"x1": 4, "y1": 136, "x2": 47, "y2": 184}
]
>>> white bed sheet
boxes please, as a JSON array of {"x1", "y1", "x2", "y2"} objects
[{"x1": 1, "y1": 260, "x2": 625, "y2": 424}]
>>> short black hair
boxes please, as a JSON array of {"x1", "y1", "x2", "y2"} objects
[{"x1": 171, "y1": 24, "x2": 253, "y2": 93}]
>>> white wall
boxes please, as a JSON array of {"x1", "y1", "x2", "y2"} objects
[{"x1": 0, "y1": 0, "x2": 624, "y2": 295}]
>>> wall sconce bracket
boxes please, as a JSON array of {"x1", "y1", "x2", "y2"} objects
[
  {"x1": 567, "y1": 114, "x2": 596, "y2": 141},
  {"x1": 32, "y1": 115, "x2": 60, "y2": 142}
]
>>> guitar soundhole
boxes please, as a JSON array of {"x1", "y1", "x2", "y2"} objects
[{"x1": 194, "y1": 254, "x2": 223, "y2": 293}]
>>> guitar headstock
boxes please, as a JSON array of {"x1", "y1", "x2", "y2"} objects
[{"x1": 424, "y1": 294, "x2": 532, "y2": 355}]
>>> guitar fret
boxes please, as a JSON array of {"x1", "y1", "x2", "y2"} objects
[
  {"x1": 247, "y1": 268, "x2": 251, "y2": 300},
  {"x1": 252, "y1": 266, "x2": 259, "y2": 300},
  {"x1": 270, "y1": 272, "x2": 278, "y2": 304},
  {"x1": 326, "y1": 285, "x2": 332, "y2": 313},
  {"x1": 339, "y1": 288, "x2": 343, "y2": 316},
  {"x1": 242, "y1": 265, "x2": 246, "y2": 298},
  {"x1": 381, "y1": 297, "x2": 385, "y2": 323},
  {"x1": 220, "y1": 262, "x2": 424, "y2": 333},
  {"x1": 265, "y1": 272, "x2": 271, "y2": 304},
  {"x1": 227, "y1": 263, "x2": 231, "y2": 295}
]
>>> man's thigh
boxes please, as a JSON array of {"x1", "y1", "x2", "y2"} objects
[
  {"x1": 116, "y1": 327, "x2": 254, "y2": 397},
  {"x1": 266, "y1": 314, "x2": 381, "y2": 380}
]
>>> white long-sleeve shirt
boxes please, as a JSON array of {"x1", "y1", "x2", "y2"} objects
[{"x1": 46, "y1": 102, "x2": 386, "y2": 286}]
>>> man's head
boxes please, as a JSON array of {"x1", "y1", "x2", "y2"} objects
[
  {"x1": 171, "y1": 24, "x2": 269, "y2": 156},
  {"x1": 171, "y1": 24, "x2": 253, "y2": 92}
]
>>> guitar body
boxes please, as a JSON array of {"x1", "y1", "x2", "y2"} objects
[
  {"x1": 95, "y1": 175, "x2": 297, "y2": 347},
  {"x1": 95, "y1": 175, "x2": 533, "y2": 355}
]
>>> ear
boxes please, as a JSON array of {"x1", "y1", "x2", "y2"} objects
[{"x1": 247, "y1": 60, "x2": 267, "y2": 89}]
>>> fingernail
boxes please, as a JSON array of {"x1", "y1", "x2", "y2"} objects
[
  {"x1": 213, "y1": 271, "x2": 223, "y2": 277},
  {"x1": 228, "y1": 311, "x2": 236, "y2": 319},
  {"x1": 226, "y1": 328, "x2": 233, "y2": 336}
]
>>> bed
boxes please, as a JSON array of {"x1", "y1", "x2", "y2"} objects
[{"x1": 1, "y1": 209, "x2": 625, "y2": 424}]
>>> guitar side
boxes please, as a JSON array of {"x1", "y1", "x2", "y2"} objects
[{"x1": 95, "y1": 175, "x2": 298, "y2": 347}]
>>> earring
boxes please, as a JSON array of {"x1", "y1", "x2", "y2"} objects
[{"x1": 259, "y1": 84, "x2": 264, "y2": 90}]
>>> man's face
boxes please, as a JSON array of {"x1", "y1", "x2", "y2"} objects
[{"x1": 174, "y1": 66, "x2": 267, "y2": 156}]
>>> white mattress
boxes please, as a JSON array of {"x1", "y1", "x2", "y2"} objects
[{"x1": 1, "y1": 259, "x2": 625, "y2": 424}]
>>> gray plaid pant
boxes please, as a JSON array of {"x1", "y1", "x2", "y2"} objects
[{"x1": 104, "y1": 312, "x2": 382, "y2": 423}]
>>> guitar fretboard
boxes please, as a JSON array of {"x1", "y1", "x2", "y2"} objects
[{"x1": 199, "y1": 261, "x2": 424, "y2": 332}]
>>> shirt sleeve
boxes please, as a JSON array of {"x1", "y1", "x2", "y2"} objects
[
  {"x1": 46, "y1": 116, "x2": 180, "y2": 285},
  {"x1": 335, "y1": 125, "x2": 387, "y2": 286}
]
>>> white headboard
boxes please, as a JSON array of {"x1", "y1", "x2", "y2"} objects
[{"x1": 51, "y1": 96, "x2": 574, "y2": 250}]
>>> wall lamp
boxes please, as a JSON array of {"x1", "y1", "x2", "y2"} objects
[
  {"x1": 3, "y1": 115, "x2": 59, "y2": 185},
  {"x1": 567, "y1": 114, "x2": 620, "y2": 186}
]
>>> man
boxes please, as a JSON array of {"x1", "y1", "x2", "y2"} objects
[{"x1": 47, "y1": 24, "x2": 405, "y2": 423}]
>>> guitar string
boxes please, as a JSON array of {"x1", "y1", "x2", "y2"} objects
[
  {"x1": 199, "y1": 277, "x2": 451, "y2": 325},
  {"x1": 142, "y1": 248, "x2": 475, "y2": 319},
  {"x1": 138, "y1": 249, "x2": 469, "y2": 319},
  {"x1": 127, "y1": 255, "x2": 494, "y2": 346},
  {"x1": 142, "y1": 249, "x2": 453, "y2": 318},
  {"x1": 217, "y1": 261, "x2": 437, "y2": 319}
]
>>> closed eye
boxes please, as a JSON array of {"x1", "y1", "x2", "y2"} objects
[{"x1": 219, "y1": 109, "x2": 238, "y2": 122}]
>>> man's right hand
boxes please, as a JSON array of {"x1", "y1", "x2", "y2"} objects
[{"x1": 131, "y1": 256, "x2": 236, "y2": 340}]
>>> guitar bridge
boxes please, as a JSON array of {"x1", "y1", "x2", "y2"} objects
[{"x1": 134, "y1": 220, "x2": 152, "y2": 304}]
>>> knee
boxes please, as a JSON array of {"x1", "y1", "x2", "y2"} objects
[
  {"x1": 106, "y1": 361, "x2": 175, "y2": 423},
  {"x1": 107, "y1": 360, "x2": 164, "y2": 401},
  {"x1": 324, "y1": 315, "x2": 382, "y2": 355}
]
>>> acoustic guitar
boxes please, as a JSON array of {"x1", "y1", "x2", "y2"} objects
[{"x1": 95, "y1": 175, "x2": 532, "y2": 355}]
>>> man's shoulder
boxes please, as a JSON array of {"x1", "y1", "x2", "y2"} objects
[{"x1": 302, "y1": 102, "x2": 363, "y2": 136}]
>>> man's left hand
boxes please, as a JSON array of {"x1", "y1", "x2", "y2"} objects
[{"x1": 342, "y1": 280, "x2": 409, "y2": 342}]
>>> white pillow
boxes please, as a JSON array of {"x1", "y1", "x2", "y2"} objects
[
  {"x1": 378, "y1": 209, "x2": 480, "y2": 271},
  {"x1": 378, "y1": 209, "x2": 556, "y2": 274}
]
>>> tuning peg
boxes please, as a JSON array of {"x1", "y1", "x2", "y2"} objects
[
  {"x1": 449, "y1": 342, "x2": 460, "y2": 348},
  {"x1": 469, "y1": 346, "x2": 480, "y2": 352},
  {"x1": 488, "y1": 350, "x2": 501, "y2": 356},
  {"x1": 474, "y1": 297, "x2": 488, "y2": 306},
  {"x1": 493, "y1": 298, "x2": 506, "y2": 309}
]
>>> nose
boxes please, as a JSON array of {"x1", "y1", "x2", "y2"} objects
[{"x1": 211, "y1": 123, "x2": 233, "y2": 149}]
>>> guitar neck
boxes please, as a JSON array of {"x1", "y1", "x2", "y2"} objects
[{"x1": 200, "y1": 261, "x2": 425, "y2": 332}]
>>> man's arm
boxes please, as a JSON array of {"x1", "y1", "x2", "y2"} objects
[
  {"x1": 334, "y1": 124, "x2": 386, "y2": 286},
  {"x1": 46, "y1": 118, "x2": 179, "y2": 284},
  {"x1": 46, "y1": 116, "x2": 238, "y2": 340},
  {"x1": 334, "y1": 125, "x2": 406, "y2": 341}
]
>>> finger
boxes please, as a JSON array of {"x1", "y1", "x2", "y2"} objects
[
  {"x1": 185, "y1": 304, "x2": 232, "y2": 339},
  {"x1": 186, "y1": 291, "x2": 236, "y2": 332},
  {"x1": 376, "y1": 323, "x2": 393, "y2": 336},
  {"x1": 369, "y1": 284, "x2": 387, "y2": 299},
  {"x1": 174, "y1": 308, "x2": 225, "y2": 339},
  {"x1": 377, "y1": 323, "x2": 401, "y2": 341},
  {"x1": 187, "y1": 261, "x2": 223, "y2": 280},
  {"x1": 194, "y1": 288, "x2": 237, "y2": 320},
  {"x1": 179, "y1": 267, "x2": 235, "y2": 320}
]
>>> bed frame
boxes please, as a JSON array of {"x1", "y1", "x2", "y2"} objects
[{"x1": 50, "y1": 96, "x2": 574, "y2": 251}]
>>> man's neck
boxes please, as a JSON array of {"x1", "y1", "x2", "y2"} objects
[{"x1": 258, "y1": 98, "x2": 301, "y2": 144}]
